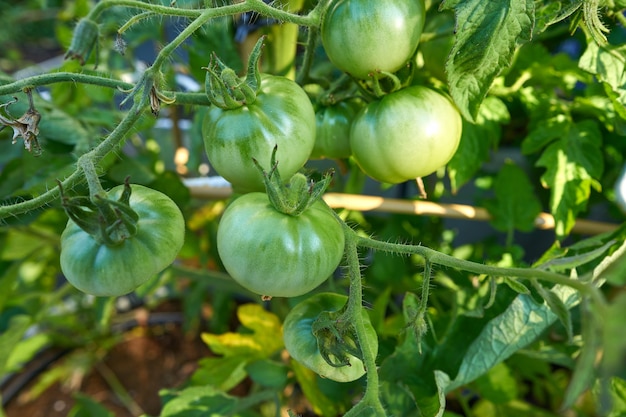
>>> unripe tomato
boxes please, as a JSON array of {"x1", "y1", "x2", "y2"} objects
[
  {"x1": 311, "y1": 99, "x2": 362, "y2": 159},
  {"x1": 217, "y1": 193, "x2": 345, "y2": 298},
  {"x1": 60, "y1": 185, "x2": 185, "y2": 297},
  {"x1": 283, "y1": 292, "x2": 378, "y2": 382},
  {"x1": 350, "y1": 86, "x2": 462, "y2": 183},
  {"x1": 203, "y1": 75, "x2": 316, "y2": 193},
  {"x1": 321, "y1": 0, "x2": 426, "y2": 79}
]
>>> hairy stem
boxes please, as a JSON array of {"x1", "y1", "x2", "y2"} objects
[
  {"x1": 342, "y1": 228, "x2": 386, "y2": 416},
  {"x1": 0, "y1": 101, "x2": 146, "y2": 220},
  {"x1": 355, "y1": 235, "x2": 608, "y2": 312}
]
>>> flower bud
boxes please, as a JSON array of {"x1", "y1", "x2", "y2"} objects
[{"x1": 65, "y1": 18, "x2": 99, "y2": 65}]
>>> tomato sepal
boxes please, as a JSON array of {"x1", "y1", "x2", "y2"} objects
[
  {"x1": 253, "y1": 146, "x2": 334, "y2": 216},
  {"x1": 204, "y1": 36, "x2": 264, "y2": 109},
  {"x1": 59, "y1": 178, "x2": 140, "y2": 246}
]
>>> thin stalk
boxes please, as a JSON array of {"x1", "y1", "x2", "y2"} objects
[
  {"x1": 0, "y1": 72, "x2": 132, "y2": 95},
  {"x1": 355, "y1": 235, "x2": 608, "y2": 312},
  {"x1": 0, "y1": 101, "x2": 146, "y2": 220},
  {"x1": 88, "y1": 0, "x2": 203, "y2": 21},
  {"x1": 342, "y1": 230, "x2": 386, "y2": 416}
]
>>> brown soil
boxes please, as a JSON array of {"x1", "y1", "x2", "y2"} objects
[{"x1": 4, "y1": 308, "x2": 211, "y2": 417}]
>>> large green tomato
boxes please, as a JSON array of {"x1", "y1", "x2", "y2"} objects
[
  {"x1": 350, "y1": 86, "x2": 462, "y2": 184},
  {"x1": 311, "y1": 100, "x2": 362, "y2": 159},
  {"x1": 203, "y1": 74, "x2": 316, "y2": 193},
  {"x1": 321, "y1": 0, "x2": 425, "y2": 79},
  {"x1": 283, "y1": 292, "x2": 378, "y2": 382},
  {"x1": 60, "y1": 185, "x2": 185, "y2": 297},
  {"x1": 216, "y1": 193, "x2": 345, "y2": 298}
]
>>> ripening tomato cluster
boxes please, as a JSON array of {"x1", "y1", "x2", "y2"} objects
[{"x1": 204, "y1": 0, "x2": 463, "y2": 301}]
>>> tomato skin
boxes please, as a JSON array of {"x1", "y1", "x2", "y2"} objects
[
  {"x1": 203, "y1": 75, "x2": 316, "y2": 193},
  {"x1": 311, "y1": 100, "x2": 361, "y2": 160},
  {"x1": 321, "y1": 0, "x2": 425, "y2": 79},
  {"x1": 60, "y1": 185, "x2": 185, "y2": 297},
  {"x1": 283, "y1": 292, "x2": 378, "y2": 382},
  {"x1": 350, "y1": 86, "x2": 462, "y2": 184},
  {"x1": 216, "y1": 193, "x2": 345, "y2": 298}
]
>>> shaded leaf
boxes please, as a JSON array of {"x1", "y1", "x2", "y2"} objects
[
  {"x1": 201, "y1": 304, "x2": 283, "y2": 357},
  {"x1": 448, "y1": 96, "x2": 510, "y2": 192},
  {"x1": 442, "y1": 0, "x2": 534, "y2": 121},
  {"x1": 484, "y1": 161, "x2": 542, "y2": 233},
  {"x1": 159, "y1": 386, "x2": 237, "y2": 417},
  {"x1": 535, "y1": 120, "x2": 604, "y2": 238}
]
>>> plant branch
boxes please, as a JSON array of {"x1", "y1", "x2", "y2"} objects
[
  {"x1": 355, "y1": 234, "x2": 608, "y2": 311},
  {"x1": 0, "y1": 101, "x2": 146, "y2": 220},
  {"x1": 342, "y1": 228, "x2": 386, "y2": 416},
  {"x1": 0, "y1": 72, "x2": 132, "y2": 95}
]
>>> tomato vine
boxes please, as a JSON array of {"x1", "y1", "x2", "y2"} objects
[{"x1": 1, "y1": 0, "x2": 625, "y2": 416}]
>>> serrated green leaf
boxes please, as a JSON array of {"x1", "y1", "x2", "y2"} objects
[
  {"x1": 484, "y1": 161, "x2": 542, "y2": 233},
  {"x1": 200, "y1": 304, "x2": 283, "y2": 358},
  {"x1": 579, "y1": 41, "x2": 626, "y2": 120},
  {"x1": 445, "y1": 284, "x2": 579, "y2": 392},
  {"x1": 442, "y1": 0, "x2": 534, "y2": 121},
  {"x1": 159, "y1": 386, "x2": 237, "y2": 417},
  {"x1": 533, "y1": 0, "x2": 582, "y2": 35},
  {"x1": 448, "y1": 96, "x2": 510, "y2": 192},
  {"x1": 536, "y1": 120, "x2": 604, "y2": 238},
  {"x1": 190, "y1": 356, "x2": 249, "y2": 392},
  {"x1": 521, "y1": 114, "x2": 570, "y2": 155}
]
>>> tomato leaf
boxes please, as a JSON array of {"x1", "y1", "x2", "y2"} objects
[
  {"x1": 448, "y1": 96, "x2": 510, "y2": 193},
  {"x1": 200, "y1": 304, "x2": 283, "y2": 357},
  {"x1": 441, "y1": 0, "x2": 534, "y2": 121},
  {"x1": 68, "y1": 393, "x2": 114, "y2": 417},
  {"x1": 290, "y1": 359, "x2": 341, "y2": 417},
  {"x1": 535, "y1": 120, "x2": 604, "y2": 238},
  {"x1": 444, "y1": 284, "x2": 579, "y2": 393},
  {"x1": 578, "y1": 41, "x2": 626, "y2": 121},
  {"x1": 159, "y1": 386, "x2": 237, "y2": 417},
  {"x1": 190, "y1": 356, "x2": 249, "y2": 392},
  {"x1": 484, "y1": 161, "x2": 542, "y2": 233}
]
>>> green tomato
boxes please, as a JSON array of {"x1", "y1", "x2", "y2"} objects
[
  {"x1": 311, "y1": 100, "x2": 362, "y2": 160},
  {"x1": 283, "y1": 292, "x2": 378, "y2": 382},
  {"x1": 203, "y1": 74, "x2": 316, "y2": 193},
  {"x1": 350, "y1": 85, "x2": 462, "y2": 184},
  {"x1": 321, "y1": 0, "x2": 425, "y2": 79},
  {"x1": 217, "y1": 193, "x2": 345, "y2": 298},
  {"x1": 60, "y1": 185, "x2": 185, "y2": 297}
]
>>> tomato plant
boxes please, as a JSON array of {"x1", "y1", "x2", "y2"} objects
[
  {"x1": 216, "y1": 192, "x2": 345, "y2": 298},
  {"x1": 350, "y1": 85, "x2": 462, "y2": 183},
  {"x1": 321, "y1": 0, "x2": 426, "y2": 79},
  {"x1": 203, "y1": 74, "x2": 316, "y2": 193},
  {"x1": 60, "y1": 184, "x2": 185, "y2": 297},
  {"x1": 2, "y1": 1, "x2": 626, "y2": 417},
  {"x1": 311, "y1": 99, "x2": 361, "y2": 159},
  {"x1": 283, "y1": 292, "x2": 378, "y2": 382}
]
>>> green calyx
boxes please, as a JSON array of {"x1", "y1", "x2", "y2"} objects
[
  {"x1": 254, "y1": 145, "x2": 333, "y2": 216},
  {"x1": 59, "y1": 178, "x2": 139, "y2": 246},
  {"x1": 311, "y1": 307, "x2": 363, "y2": 368},
  {"x1": 204, "y1": 36, "x2": 265, "y2": 110}
]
